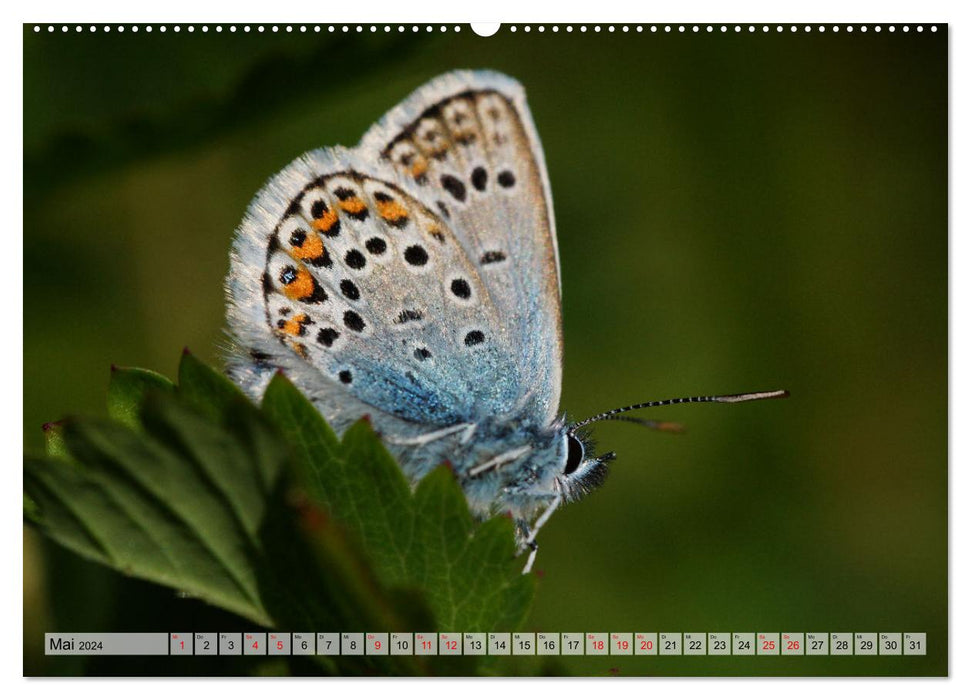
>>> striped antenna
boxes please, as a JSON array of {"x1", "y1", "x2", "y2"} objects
[{"x1": 570, "y1": 389, "x2": 789, "y2": 431}]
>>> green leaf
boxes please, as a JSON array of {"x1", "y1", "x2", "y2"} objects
[
  {"x1": 410, "y1": 469, "x2": 535, "y2": 632},
  {"x1": 42, "y1": 421, "x2": 68, "y2": 459},
  {"x1": 107, "y1": 365, "x2": 175, "y2": 429},
  {"x1": 27, "y1": 404, "x2": 274, "y2": 626},
  {"x1": 23, "y1": 491, "x2": 41, "y2": 524},
  {"x1": 262, "y1": 373, "x2": 535, "y2": 633},
  {"x1": 177, "y1": 350, "x2": 251, "y2": 422},
  {"x1": 25, "y1": 353, "x2": 535, "y2": 674}
]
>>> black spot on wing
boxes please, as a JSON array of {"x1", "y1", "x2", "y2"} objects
[
  {"x1": 440, "y1": 175, "x2": 466, "y2": 202},
  {"x1": 480, "y1": 250, "x2": 507, "y2": 265},
  {"x1": 404, "y1": 245, "x2": 429, "y2": 267},
  {"x1": 340, "y1": 279, "x2": 360, "y2": 300},
  {"x1": 471, "y1": 166, "x2": 488, "y2": 191},
  {"x1": 395, "y1": 309, "x2": 423, "y2": 324},
  {"x1": 365, "y1": 237, "x2": 387, "y2": 255},
  {"x1": 343, "y1": 310, "x2": 366, "y2": 332},
  {"x1": 450, "y1": 278, "x2": 471, "y2": 299},
  {"x1": 317, "y1": 327, "x2": 340, "y2": 347},
  {"x1": 345, "y1": 249, "x2": 366, "y2": 270}
]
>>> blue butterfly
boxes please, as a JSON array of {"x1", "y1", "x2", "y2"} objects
[{"x1": 225, "y1": 70, "x2": 787, "y2": 572}]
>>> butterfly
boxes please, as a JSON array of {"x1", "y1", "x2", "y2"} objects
[{"x1": 225, "y1": 70, "x2": 787, "y2": 573}]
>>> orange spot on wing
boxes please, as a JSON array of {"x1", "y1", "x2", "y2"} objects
[
  {"x1": 283, "y1": 267, "x2": 315, "y2": 301},
  {"x1": 376, "y1": 198, "x2": 409, "y2": 223},
  {"x1": 338, "y1": 197, "x2": 367, "y2": 215},
  {"x1": 410, "y1": 157, "x2": 428, "y2": 178},
  {"x1": 280, "y1": 313, "x2": 310, "y2": 336},
  {"x1": 311, "y1": 209, "x2": 339, "y2": 234},
  {"x1": 292, "y1": 232, "x2": 324, "y2": 260}
]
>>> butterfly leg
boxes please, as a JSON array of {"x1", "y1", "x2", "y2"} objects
[
  {"x1": 517, "y1": 491, "x2": 563, "y2": 574},
  {"x1": 385, "y1": 422, "x2": 476, "y2": 447},
  {"x1": 522, "y1": 540, "x2": 540, "y2": 575},
  {"x1": 526, "y1": 491, "x2": 562, "y2": 547}
]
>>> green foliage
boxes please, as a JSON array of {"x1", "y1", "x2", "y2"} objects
[
  {"x1": 106, "y1": 366, "x2": 175, "y2": 429},
  {"x1": 24, "y1": 352, "x2": 534, "y2": 674}
]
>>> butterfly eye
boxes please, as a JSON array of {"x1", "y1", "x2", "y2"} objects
[{"x1": 563, "y1": 434, "x2": 585, "y2": 475}]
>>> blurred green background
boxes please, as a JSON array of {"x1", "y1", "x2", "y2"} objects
[{"x1": 23, "y1": 24, "x2": 946, "y2": 676}]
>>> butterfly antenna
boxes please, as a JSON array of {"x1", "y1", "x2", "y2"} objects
[{"x1": 570, "y1": 389, "x2": 789, "y2": 431}]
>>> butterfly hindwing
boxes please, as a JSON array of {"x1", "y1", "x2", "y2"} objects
[{"x1": 228, "y1": 148, "x2": 525, "y2": 431}]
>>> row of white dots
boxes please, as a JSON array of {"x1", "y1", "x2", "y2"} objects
[
  {"x1": 33, "y1": 25, "x2": 462, "y2": 33},
  {"x1": 32, "y1": 24, "x2": 939, "y2": 34},
  {"x1": 510, "y1": 24, "x2": 937, "y2": 33}
]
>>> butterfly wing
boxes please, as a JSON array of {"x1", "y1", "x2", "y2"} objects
[
  {"x1": 226, "y1": 71, "x2": 562, "y2": 441},
  {"x1": 360, "y1": 71, "x2": 563, "y2": 423}
]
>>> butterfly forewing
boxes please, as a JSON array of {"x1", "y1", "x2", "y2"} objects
[{"x1": 230, "y1": 152, "x2": 525, "y2": 428}]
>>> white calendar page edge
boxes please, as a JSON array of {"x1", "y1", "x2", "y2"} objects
[{"x1": 4, "y1": 0, "x2": 962, "y2": 696}]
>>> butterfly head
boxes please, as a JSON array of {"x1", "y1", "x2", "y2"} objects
[
  {"x1": 455, "y1": 415, "x2": 613, "y2": 517},
  {"x1": 555, "y1": 428, "x2": 615, "y2": 503}
]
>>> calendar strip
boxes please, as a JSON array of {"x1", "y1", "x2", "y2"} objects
[{"x1": 45, "y1": 632, "x2": 927, "y2": 656}]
